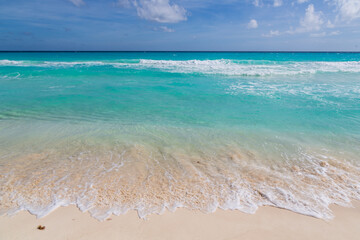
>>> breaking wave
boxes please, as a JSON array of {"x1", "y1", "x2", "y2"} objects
[{"x1": 1, "y1": 59, "x2": 360, "y2": 76}]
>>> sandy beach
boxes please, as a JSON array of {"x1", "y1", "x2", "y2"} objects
[{"x1": 1, "y1": 202, "x2": 360, "y2": 240}]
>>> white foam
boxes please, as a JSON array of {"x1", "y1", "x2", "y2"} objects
[
  {"x1": 135, "y1": 59, "x2": 360, "y2": 76},
  {"x1": 3, "y1": 155, "x2": 359, "y2": 222},
  {"x1": 1, "y1": 59, "x2": 360, "y2": 76}
]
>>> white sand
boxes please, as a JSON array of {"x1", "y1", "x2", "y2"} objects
[{"x1": 1, "y1": 202, "x2": 360, "y2": 240}]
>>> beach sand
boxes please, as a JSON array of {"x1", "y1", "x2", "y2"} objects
[{"x1": 1, "y1": 202, "x2": 360, "y2": 240}]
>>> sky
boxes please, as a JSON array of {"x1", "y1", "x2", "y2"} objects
[{"x1": 0, "y1": 0, "x2": 360, "y2": 51}]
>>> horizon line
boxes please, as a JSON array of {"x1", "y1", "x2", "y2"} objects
[{"x1": 1, "y1": 50, "x2": 360, "y2": 53}]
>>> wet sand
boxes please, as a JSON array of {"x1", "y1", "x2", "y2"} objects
[{"x1": 1, "y1": 202, "x2": 360, "y2": 240}]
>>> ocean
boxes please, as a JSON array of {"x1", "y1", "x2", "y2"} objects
[{"x1": 0, "y1": 52, "x2": 359, "y2": 220}]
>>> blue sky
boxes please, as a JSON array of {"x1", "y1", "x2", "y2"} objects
[{"x1": 0, "y1": 0, "x2": 359, "y2": 51}]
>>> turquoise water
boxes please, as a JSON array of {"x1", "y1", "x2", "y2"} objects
[{"x1": 0, "y1": 52, "x2": 360, "y2": 220}]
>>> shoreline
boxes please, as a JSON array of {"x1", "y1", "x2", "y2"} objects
[{"x1": 1, "y1": 201, "x2": 360, "y2": 240}]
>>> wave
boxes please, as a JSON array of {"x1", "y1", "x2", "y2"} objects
[
  {"x1": 1, "y1": 59, "x2": 360, "y2": 76},
  {"x1": 0, "y1": 60, "x2": 106, "y2": 67},
  {"x1": 1, "y1": 142, "x2": 360, "y2": 221}
]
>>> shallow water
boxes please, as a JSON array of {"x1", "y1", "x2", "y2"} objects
[{"x1": 0, "y1": 52, "x2": 360, "y2": 220}]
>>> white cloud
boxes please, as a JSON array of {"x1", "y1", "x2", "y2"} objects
[
  {"x1": 279, "y1": 4, "x2": 341, "y2": 37},
  {"x1": 133, "y1": 0, "x2": 187, "y2": 23},
  {"x1": 299, "y1": 4, "x2": 324, "y2": 32},
  {"x1": 273, "y1": 0, "x2": 283, "y2": 7},
  {"x1": 156, "y1": 26, "x2": 175, "y2": 32},
  {"x1": 247, "y1": 19, "x2": 258, "y2": 29},
  {"x1": 329, "y1": 30, "x2": 340, "y2": 35},
  {"x1": 310, "y1": 32, "x2": 327, "y2": 37},
  {"x1": 68, "y1": 0, "x2": 84, "y2": 7},
  {"x1": 310, "y1": 30, "x2": 340, "y2": 37},
  {"x1": 326, "y1": 20, "x2": 335, "y2": 28},
  {"x1": 253, "y1": 0, "x2": 261, "y2": 7},
  {"x1": 262, "y1": 30, "x2": 280, "y2": 37},
  {"x1": 332, "y1": 0, "x2": 360, "y2": 21},
  {"x1": 284, "y1": 4, "x2": 332, "y2": 35},
  {"x1": 297, "y1": 0, "x2": 309, "y2": 3}
]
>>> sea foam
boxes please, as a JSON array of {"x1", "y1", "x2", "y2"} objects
[
  {"x1": 2, "y1": 59, "x2": 360, "y2": 76},
  {"x1": 0, "y1": 142, "x2": 359, "y2": 221}
]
